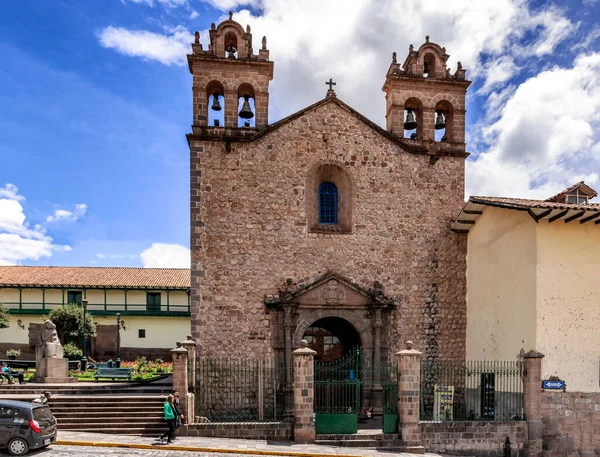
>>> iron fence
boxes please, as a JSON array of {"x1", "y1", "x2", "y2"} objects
[
  {"x1": 195, "y1": 357, "x2": 291, "y2": 422},
  {"x1": 420, "y1": 360, "x2": 524, "y2": 421}
]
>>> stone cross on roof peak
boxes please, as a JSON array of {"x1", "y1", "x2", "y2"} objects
[{"x1": 326, "y1": 78, "x2": 336, "y2": 97}]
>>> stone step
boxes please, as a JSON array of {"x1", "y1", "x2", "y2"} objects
[
  {"x1": 315, "y1": 439, "x2": 405, "y2": 448},
  {"x1": 57, "y1": 427, "x2": 165, "y2": 435},
  {"x1": 53, "y1": 410, "x2": 163, "y2": 418},
  {"x1": 56, "y1": 416, "x2": 162, "y2": 424},
  {"x1": 316, "y1": 433, "x2": 399, "y2": 440},
  {"x1": 57, "y1": 420, "x2": 165, "y2": 428}
]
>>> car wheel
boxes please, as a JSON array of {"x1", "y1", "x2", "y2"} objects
[{"x1": 7, "y1": 437, "x2": 29, "y2": 456}]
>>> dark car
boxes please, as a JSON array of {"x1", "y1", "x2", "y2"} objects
[{"x1": 0, "y1": 400, "x2": 57, "y2": 455}]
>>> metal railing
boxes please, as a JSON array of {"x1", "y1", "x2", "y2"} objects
[
  {"x1": 420, "y1": 360, "x2": 524, "y2": 421},
  {"x1": 195, "y1": 357, "x2": 291, "y2": 422}
]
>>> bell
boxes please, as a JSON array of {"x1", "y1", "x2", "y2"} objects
[
  {"x1": 435, "y1": 111, "x2": 446, "y2": 130},
  {"x1": 211, "y1": 93, "x2": 222, "y2": 111},
  {"x1": 238, "y1": 95, "x2": 254, "y2": 119},
  {"x1": 404, "y1": 109, "x2": 417, "y2": 131}
]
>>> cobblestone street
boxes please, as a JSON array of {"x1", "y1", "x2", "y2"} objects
[{"x1": 35, "y1": 445, "x2": 286, "y2": 457}]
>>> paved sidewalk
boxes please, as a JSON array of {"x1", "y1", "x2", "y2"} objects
[{"x1": 57, "y1": 431, "x2": 438, "y2": 457}]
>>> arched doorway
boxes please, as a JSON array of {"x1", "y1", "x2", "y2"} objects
[{"x1": 302, "y1": 317, "x2": 361, "y2": 362}]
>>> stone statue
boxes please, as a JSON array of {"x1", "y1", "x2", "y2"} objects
[{"x1": 39, "y1": 320, "x2": 63, "y2": 359}]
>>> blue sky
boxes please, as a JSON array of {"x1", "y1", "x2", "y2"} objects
[{"x1": 0, "y1": 0, "x2": 599, "y2": 267}]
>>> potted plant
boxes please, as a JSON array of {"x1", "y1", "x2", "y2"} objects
[{"x1": 6, "y1": 349, "x2": 21, "y2": 360}]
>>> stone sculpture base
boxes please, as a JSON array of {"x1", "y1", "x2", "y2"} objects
[{"x1": 34, "y1": 358, "x2": 77, "y2": 383}]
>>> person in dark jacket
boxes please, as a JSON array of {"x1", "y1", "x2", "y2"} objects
[
  {"x1": 158, "y1": 394, "x2": 176, "y2": 443},
  {"x1": 172, "y1": 390, "x2": 185, "y2": 438}
]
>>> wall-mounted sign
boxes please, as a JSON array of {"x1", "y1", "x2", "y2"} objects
[
  {"x1": 542, "y1": 378, "x2": 566, "y2": 391},
  {"x1": 434, "y1": 385, "x2": 454, "y2": 420}
]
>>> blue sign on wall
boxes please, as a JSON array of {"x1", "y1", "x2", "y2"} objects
[{"x1": 542, "y1": 380, "x2": 565, "y2": 390}]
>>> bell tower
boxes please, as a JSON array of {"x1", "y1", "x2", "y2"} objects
[
  {"x1": 382, "y1": 37, "x2": 470, "y2": 153},
  {"x1": 187, "y1": 11, "x2": 274, "y2": 134}
]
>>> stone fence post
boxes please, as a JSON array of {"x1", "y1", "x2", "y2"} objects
[
  {"x1": 171, "y1": 342, "x2": 190, "y2": 433},
  {"x1": 293, "y1": 340, "x2": 316, "y2": 443},
  {"x1": 181, "y1": 336, "x2": 197, "y2": 393},
  {"x1": 523, "y1": 350, "x2": 544, "y2": 457},
  {"x1": 396, "y1": 341, "x2": 423, "y2": 450}
]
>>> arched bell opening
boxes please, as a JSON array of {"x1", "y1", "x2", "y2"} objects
[
  {"x1": 224, "y1": 31, "x2": 238, "y2": 58},
  {"x1": 237, "y1": 83, "x2": 256, "y2": 128},
  {"x1": 303, "y1": 317, "x2": 361, "y2": 362},
  {"x1": 206, "y1": 81, "x2": 225, "y2": 127},
  {"x1": 403, "y1": 97, "x2": 423, "y2": 140},
  {"x1": 434, "y1": 100, "x2": 453, "y2": 143},
  {"x1": 423, "y1": 52, "x2": 436, "y2": 78}
]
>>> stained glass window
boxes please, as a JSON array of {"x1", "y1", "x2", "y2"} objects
[{"x1": 318, "y1": 182, "x2": 338, "y2": 224}]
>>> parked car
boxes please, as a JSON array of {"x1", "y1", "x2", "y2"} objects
[{"x1": 0, "y1": 400, "x2": 57, "y2": 455}]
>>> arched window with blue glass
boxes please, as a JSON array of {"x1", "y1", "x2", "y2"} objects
[{"x1": 318, "y1": 182, "x2": 338, "y2": 224}]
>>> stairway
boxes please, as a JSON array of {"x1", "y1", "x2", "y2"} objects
[
  {"x1": 50, "y1": 395, "x2": 166, "y2": 435},
  {"x1": 0, "y1": 377, "x2": 172, "y2": 435}
]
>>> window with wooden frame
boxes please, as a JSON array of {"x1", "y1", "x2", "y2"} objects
[
  {"x1": 67, "y1": 290, "x2": 82, "y2": 305},
  {"x1": 565, "y1": 189, "x2": 589, "y2": 204},
  {"x1": 146, "y1": 292, "x2": 161, "y2": 312}
]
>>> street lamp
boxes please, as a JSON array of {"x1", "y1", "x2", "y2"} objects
[
  {"x1": 80, "y1": 299, "x2": 88, "y2": 371},
  {"x1": 116, "y1": 313, "x2": 121, "y2": 368}
]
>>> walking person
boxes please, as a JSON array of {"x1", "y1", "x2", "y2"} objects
[
  {"x1": 172, "y1": 390, "x2": 185, "y2": 439},
  {"x1": 158, "y1": 394, "x2": 176, "y2": 444}
]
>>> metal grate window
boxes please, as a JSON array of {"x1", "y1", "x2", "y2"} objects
[{"x1": 318, "y1": 182, "x2": 338, "y2": 224}]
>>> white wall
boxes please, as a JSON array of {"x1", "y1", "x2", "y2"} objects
[
  {"x1": 94, "y1": 315, "x2": 191, "y2": 348},
  {"x1": 536, "y1": 220, "x2": 600, "y2": 392},
  {"x1": 466, "y1": 207, "x2": 537, "y2": 361}
]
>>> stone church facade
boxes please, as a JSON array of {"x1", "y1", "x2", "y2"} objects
[{"x1": 187, "y1": 14, "x2": 471, "y2": 368}]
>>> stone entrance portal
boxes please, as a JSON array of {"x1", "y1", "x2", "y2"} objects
[{"x1": 264, "y1": 271, "x2": 397, "y2": 419}]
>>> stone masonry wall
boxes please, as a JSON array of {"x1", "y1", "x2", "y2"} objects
[
  {"x1": 421, "y1": 421, "x2": 527, "y2": 457},
  {"x1": 186, "y1": 422, "x2": 292, "y2": 441},
  {"x1": 541, "y1": 391, "x2": 600, "y2": 457},
  {"x1": 190, "y1": 100, "x2": 467, "y2": 360}
]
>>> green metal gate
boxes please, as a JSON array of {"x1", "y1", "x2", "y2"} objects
[
  {"x1": 380, "y1": 361, "x2": 399, "y2": 434},
  {"x1": 314, "y1": 351, "x2": 399, "y2": 434},
  {"x1": 314, "y1": 350, "x2": 362, "y2": 434}
]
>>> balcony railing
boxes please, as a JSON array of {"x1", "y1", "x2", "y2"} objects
[{"x1": 3, "y1": 301, "x2": 190, "y2": 316}]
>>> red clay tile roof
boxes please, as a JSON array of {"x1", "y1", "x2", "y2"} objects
[
  {"x1": 470, "y1": 196, "x2": 600, "y2": 212},
  {"x1": 0, "y1": 266, "x2": 190, "y2": 289}
]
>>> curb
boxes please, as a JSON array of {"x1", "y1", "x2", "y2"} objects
[{"x1": 56, "y1": 440, "x2": 368, "y2": 457}]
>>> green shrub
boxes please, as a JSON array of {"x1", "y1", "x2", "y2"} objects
[
  {"x1": 5, "y1": 349, "x2": 21, "y2": 359},
  {"x1": 134, "y1": 356, "x2": 148, "y2": 373},
  {"x1": 154, "y1": 358, "x2": 164, "y2": 364},
  {"x1": 47, "y1": 304, "x2": 97, "y2": 343},
  {"x1": 63, "y1": 342, "x2": 83, "y2": 360}
]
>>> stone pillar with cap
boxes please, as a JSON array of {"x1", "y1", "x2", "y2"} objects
[
  {"x1": 181, "y1": 335, "x2": 197, "y2": 393},
  {"x1": 396, "y1": 341, "x2": 424, "y2": 449},
  {"x1": 171, "y1": 341, "x2": 189, "y2": 433},
  {"x1": 523, "y1": 350, "x2": 544, "y2": 457},
  {"x1": 293, "y1": 339, "x2": 316, "y2": 443}
]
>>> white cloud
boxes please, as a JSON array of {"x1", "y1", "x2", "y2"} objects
[
  {"x1": 0, "y1": 184, "x2": 25, "y2": 202},
  {"x1": 46, "y1": 203, "x2": 87, "y2": 224},
  {"x1": 0, "y1": 184, "x2": 71, "y2": 265},
  {"x1": 468, "y1": 52, "x2": 600, "y2": 198},
  {"x1": 99, "y1": 0, "x2": 575, "y2": 124},
  {"x1": 98, "y1": 26, "x2": 193, "y2": 66},
  {"x1": 479, "y1": 57, "x2": 519, "y2": 95},
  {"x1": 140, "y1": 243, "x2": 190, "y2": 268},
  {"x1": 189, "y1": 10, "x2": 199, "y2": 19}
]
